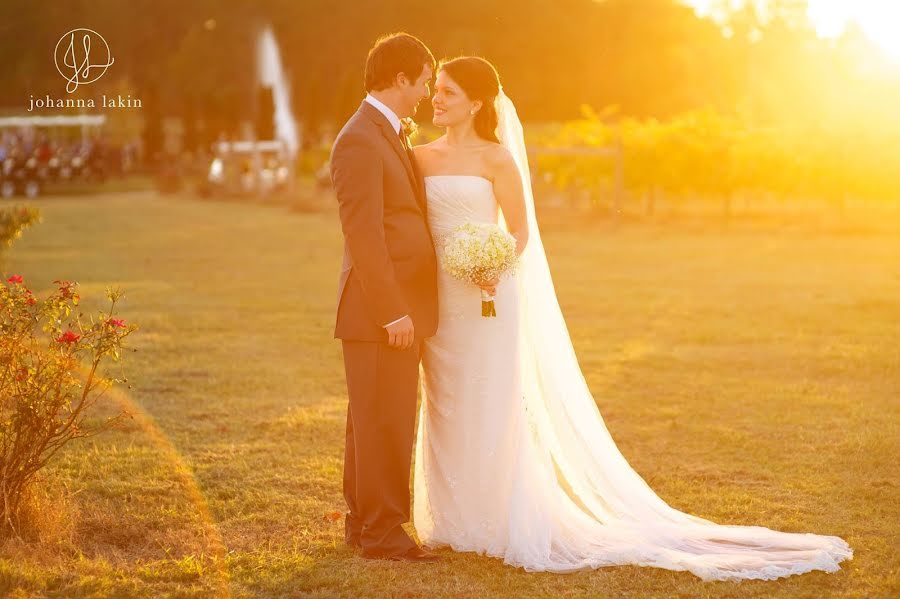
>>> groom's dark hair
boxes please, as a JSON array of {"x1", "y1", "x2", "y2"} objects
[{"x1": 365, "y1": 32, "x2": 436, "y2": 92}]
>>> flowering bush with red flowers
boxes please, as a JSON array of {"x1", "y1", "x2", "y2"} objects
[
  {"x1": 0, "y1": 275, "x2": 137, "y2": 536},
  {"x1": 0, "y1": 206, "x2": 40, "y2": 252}
]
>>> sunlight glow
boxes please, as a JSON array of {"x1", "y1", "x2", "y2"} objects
[{"x1": 685, "y1": 0, "x2": 900, "y2": 60}]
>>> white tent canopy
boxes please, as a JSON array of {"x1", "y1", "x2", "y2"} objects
[
  {"x1": 0, "y1": 115, "x2": 107, "y2": 128},
  {"x1": 214, "y1": 140, "x2": 286, "y2": 153}
]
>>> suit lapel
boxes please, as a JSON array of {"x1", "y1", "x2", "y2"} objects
[{"x1": 359, "y1": 101, "x2": 425, "y2": 210}]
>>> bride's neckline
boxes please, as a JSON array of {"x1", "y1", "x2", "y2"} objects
[{"x1": 424, "y1": 174, "x2": 491, "y2": 183}]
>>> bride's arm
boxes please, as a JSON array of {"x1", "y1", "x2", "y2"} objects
[
  {"x1": 476, "y1": 145, "x2": 529, "y2": 295},
  {"x1": 489, "y1": 145, "x2": 529, "y2": 260}
]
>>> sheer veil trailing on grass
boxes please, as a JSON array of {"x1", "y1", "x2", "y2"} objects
[{"x1": 482, "y1": 88, "x2": 853, "y2": 580}]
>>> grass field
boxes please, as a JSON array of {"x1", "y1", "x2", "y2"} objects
[{"x1": 0, "y1": 191, "x2": 897, "y2": 598}]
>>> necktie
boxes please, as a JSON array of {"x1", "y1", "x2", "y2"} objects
[{"x1": 399, "y1": 128, "x2": 416, "y2": 166}]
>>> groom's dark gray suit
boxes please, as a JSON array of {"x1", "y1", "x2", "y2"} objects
[{"x1": 330, "y1": 99, "x2": 438, "y2": 558}]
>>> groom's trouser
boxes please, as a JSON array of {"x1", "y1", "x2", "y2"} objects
[{"x1": 341, "y1": 338, "x2": 422, "y2": 558}]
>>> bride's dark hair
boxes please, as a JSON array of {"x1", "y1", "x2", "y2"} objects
[{"x1": 438, "y1": 56, "x2": 501, "y2": 143}]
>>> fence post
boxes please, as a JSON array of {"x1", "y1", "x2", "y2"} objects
[{"x1": 612, "y1": 134, "x2": 624, "y2": 223}]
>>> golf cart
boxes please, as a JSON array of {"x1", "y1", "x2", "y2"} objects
[
  {"x1": 200, "y1": 139, "x2": 293, "y2": 197},
  {"x1": 0, "y1": 114, "x2": 107, "y2": 198}
]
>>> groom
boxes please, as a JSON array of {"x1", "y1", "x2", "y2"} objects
[{"x1": 329, "y1": 33, "x2": 439, "y2": 562}]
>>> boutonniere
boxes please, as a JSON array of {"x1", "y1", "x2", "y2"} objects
[{"x1": 400, "y1": 117, "x2": 419, "y2": 142}]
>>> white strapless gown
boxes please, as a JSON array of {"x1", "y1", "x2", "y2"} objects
[{"x1": 413, "y1": 175, "x2": 852, "y2": 581}]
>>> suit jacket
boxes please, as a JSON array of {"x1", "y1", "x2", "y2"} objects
[{"x1": 329, "y1": 100, "x2": 439, "y2": 342}]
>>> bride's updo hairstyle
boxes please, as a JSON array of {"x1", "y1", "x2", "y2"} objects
[{"x1": 438, "y1": 56, "x2": 501, "y2": 143}]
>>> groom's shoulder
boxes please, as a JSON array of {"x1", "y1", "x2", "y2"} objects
[{"x1": 334, "y1": 107, "x2": 379, "y2": 147}]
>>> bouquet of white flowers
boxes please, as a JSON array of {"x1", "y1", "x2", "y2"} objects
[{"x1": 439, "y1": 221, "x2": 519, "y2": 317}]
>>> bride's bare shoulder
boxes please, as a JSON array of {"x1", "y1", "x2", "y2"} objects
[
  {"x1": 412, "y1": 136, "x2": 446, "y2": 169},
  {"x1": 483, "y1": 142, "x2": 516, "y2": 175},
  {"x1": 484, "y1": 141, "x2": 512, "y2": 160},
  {"x1": 413, "y1": 135, "x2": 445, "y2": 153}
]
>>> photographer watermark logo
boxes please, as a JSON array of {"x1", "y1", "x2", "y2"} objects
[
  {"x1": 54, "y1": 28, "x2": 115, "y2": 93},
  {"x1": 30, "y1": 28, "x2": 139, "y2": 111}
]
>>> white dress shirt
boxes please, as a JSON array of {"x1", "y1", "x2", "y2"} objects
[
  {"x1": 365, "y1": 93, "x2": 402, "y2": 135},
  {"x1": 364, "y1": 93, "x2": 409, "y2": 330}
]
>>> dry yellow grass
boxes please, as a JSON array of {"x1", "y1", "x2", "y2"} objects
[{"x1": 0, "y1": 190, "x2": 897, "y2": 597}]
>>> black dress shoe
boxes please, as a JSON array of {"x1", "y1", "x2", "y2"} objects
[{"x1": 386, "y1": 545, "x2": 440, "y2": 563}]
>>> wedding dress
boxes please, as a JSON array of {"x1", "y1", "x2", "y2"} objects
[{"x1": 412, "y1": 91, "x2": 852, "y2": 581}]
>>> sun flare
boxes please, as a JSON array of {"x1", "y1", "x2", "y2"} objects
[
  {"x1": 809, "y1": 0, "x2": 900, "y2": 59},
  {"x1": 686, "y1": 0, "x2": 900, "y2": 60}
]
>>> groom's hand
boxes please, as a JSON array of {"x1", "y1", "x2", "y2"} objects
[{"x1": 385, "y1": 316, "x2": 415, "y2": 350}]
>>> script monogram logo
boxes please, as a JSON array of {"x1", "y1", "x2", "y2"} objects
[{"x1": 54, "y1": 28, "x2": 115, "y2": 93}]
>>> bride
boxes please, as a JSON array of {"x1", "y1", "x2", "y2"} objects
[{"x1": 410, "y1": 56, "x2": 853, "y2": 581}]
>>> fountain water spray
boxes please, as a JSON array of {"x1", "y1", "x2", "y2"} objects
[{"x1": 257, "y1": 26, "x2": 299, "y2": 157}]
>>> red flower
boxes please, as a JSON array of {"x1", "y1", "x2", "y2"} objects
[
  {"x1": 6, "y1": 275, "x2": 23, "y2": 284},
  {"x1": 25, "y1": 296, "x2": 37, "y2": 306},
  {"x1": 107, "y1": 318, "x2": 126, "y2": 328},
  {"x1": 56, "y1": 330, "x2": 81, "y2": 344},
  {"x1": 54, "y1": 280, "x2": 77, "y2": 299}
]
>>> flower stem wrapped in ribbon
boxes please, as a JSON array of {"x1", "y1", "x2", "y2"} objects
[{"x1": 439, "y1": 221, "x2": 519, "y2": 318}]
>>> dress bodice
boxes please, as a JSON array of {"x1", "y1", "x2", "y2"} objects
[{"x1": 424, "y1": 175, "x2": 499, "y2": 240}]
